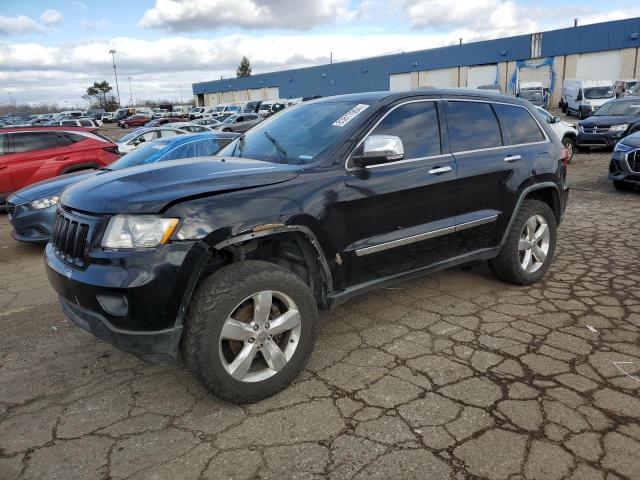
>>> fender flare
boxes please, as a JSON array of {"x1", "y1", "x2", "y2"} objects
[
  {"x1": 214, "y1": 225, "x2": 334, "y2": 297},
  {"x1": 499, "y1": 182, "x2": 561, "y2": 247}
]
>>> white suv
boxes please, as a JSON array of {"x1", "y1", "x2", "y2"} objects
[{"x1": 536, "y1": 107, "x2": 577, "y2": 162}]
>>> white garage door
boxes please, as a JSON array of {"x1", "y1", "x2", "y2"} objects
[
  {"x1": 426, "y1": 69, "x2": 454, "y2": 88},
  {"x1": 577, "y1": 51, "x2": 621, "y2": 81},
  {"x1": 519, "y1": 62, "x2": 552, "y2": 90},
  {"x1": 234, "y1": 90, "x2": 249, "y2": 102},
  {"x1": 266, "y1": 87, "x2": 280, "y2": 100},
  {"x1": 467, "y1": 65, "x2": 498, "y2": 88},
  {"x1": 390, "y1": 73, "x2": 412, "y2": 91},
  {"x1": 248, "y1": 89, "x2": 262, "y2": 101},
  {"x1": 221, "y1": 91, "x2": 234, "y2": 103}
]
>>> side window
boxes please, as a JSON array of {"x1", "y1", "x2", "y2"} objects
[
  {"x1": 79, "y1": 120, "x2": 93, "y2": 127},
  {"x1": 494, "y1": 104, "x2": 546, "y2": 145},
  {"x1": 62, "y1": 120, "x2": 77, "y2": 126},
  {"x1": 160, "y1": 130, "x2": 178, "y2": 138},
  {"x1": 446, "y1": 101, "x2": 502, "y2": 152},
  {"x1": 10, "y1": 132, "x2": 60, "y2": 154},
  {"x1": 0, "y1": 134, "x2": 5, "y2": 155},
  {"x1": 369, "y1": 102, "x2": 442, "y2": 159},
  {"x1": 141, "y1": 131, "x2": 159, "y2": 142}
]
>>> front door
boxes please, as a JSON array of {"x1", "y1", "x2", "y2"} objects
[{"x1": 332, "y1": 99, "x2": 459, "y2": 287}]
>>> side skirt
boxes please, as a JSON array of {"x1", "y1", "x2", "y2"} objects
[{"x1": 325, "y1": 246, "x2": 500, "y2": 308}]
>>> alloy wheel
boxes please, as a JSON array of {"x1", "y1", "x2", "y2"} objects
[
  {"x1": 218, "y1": 290, "x2": 301, "y2": 383},
  {"x1": 518, "y1": 215, "x2": 550, "y2": 273}
]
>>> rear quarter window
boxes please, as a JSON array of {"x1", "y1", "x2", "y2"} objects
[
  {"x1": 494, "y1": 104, "x2": 546, "y2": 145},
  {"x1": 446, "y1": 101, "x2": 503, "y2": 152}
]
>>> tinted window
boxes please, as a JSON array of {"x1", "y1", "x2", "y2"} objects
[
  {"x1": 79, "y1": 120, "x2": 93, "y2": 127},
  {"x1": 61, "y1": 120, "x2": 78, "y2": 126},
  {"x1": 446, "y1": 101, "x2": 502, "y2": 152},
  {"x1": 10, "y1": 132, "x2": 63, "y2": 154},
  {"x1": 0, "y1": 134, "x2": 5, "y2": 155},
  {"x1": 494, "y1": 104, "x2": 545, "y2": 145},
  {"x1": 370, "y1": 102, "x2": 441, "y2": 159}
]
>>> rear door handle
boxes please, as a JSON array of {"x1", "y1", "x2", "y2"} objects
[
  {"x1": 504, "y1": 155, "x2": 522, "y2": 162},
  {"x1": 428, "y1": 166, "x2": 452, "y2": 175}
]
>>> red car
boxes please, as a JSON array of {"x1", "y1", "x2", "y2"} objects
[
  {"x1": 118, "y1": 115, "x2": 152, "y2": 128},
  {"x1": 0, "y1": 127, "x2": 119, "y2": 203}
]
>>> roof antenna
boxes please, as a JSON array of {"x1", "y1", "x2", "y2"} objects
[
  {"x1": 574, "y1": 18, "x2": 578, "y2": 27},
  {"x1": 330, "y1": 52, "x2": 333, "y2": 64}
]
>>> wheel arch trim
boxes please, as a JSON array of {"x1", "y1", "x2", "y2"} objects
[
  {"x1": 214, "y1": 225, "x2": 334, "y2": 298},
  {"x1": 500, "y1": 182, "x2": 561, "y2": 247}
]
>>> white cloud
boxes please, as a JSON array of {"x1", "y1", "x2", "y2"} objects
[
  {"x1": 139, "y1": 0, "x2": 356, "y2": 31},
  {"x1": 41, "y1": 9, "x2": 64, "y2": 26},
  {"x1": 72, "y1": 1, "x2": 87, "y2": 10},
  {"x1": 0, "y1": 15, "x2": 46, "y2": 35}
]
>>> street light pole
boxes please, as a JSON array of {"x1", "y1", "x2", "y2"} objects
[
  {"x1": 127, "y1": 77, "x2": 133, "y2": 106},
  {"x1": 108, "y1": 49, "x2": 121, "y2": 107}
]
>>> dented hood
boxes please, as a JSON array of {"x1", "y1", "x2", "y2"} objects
[{"x1": 61, "y1": 156, "x2": 301, "y2": 214}]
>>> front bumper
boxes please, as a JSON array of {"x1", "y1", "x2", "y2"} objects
[
  {"x1": 577, "y1": 130, "x2": 626, "y2": 148},
  {"x1": 7, "y1": 202, "x2": 56, "y2": 243},
  {"x1": 45, "y1": 239, "x2": 211, "y2": 362}
]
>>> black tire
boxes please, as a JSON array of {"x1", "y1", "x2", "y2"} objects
[
  {"x1": 562, "y1": 103, "x2": 568, "y2": 113},
  {"x1": 613, "y1": 180, "x2": 635, "y2": 191},
  {"x1": 181, "y1": 260, "x2": 319, "y2": 404},
  {"x1": 561, "y1": 136, "x2": 575, "y2": 163},
  {"x1": 489, "y1": 199, "x2": 557, "y2": 286}
]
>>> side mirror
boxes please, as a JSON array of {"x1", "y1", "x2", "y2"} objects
[{"x1": 352, "y1": 135, "x2": 404, "y2": 168}]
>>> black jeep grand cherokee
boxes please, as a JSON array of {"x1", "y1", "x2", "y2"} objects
[{"x1": 45, "y1": 90, "x2": 569, "y2": 403}]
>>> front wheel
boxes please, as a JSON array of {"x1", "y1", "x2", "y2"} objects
[
  {"x1": 489, "y1": 199, "x2": 557, "y2": 286},
  {"x1": 181, "y1": 260, "x2": 319, "y2": 403},
  {"x1": 561, "y1": 136, "x2": 575, "y2": 163}
]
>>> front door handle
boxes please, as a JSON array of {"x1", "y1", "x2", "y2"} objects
[
  {"x1": 428, "y1": 166, "x2": 452, "y2": 175},
  {"x1": 504, "y1": 155, "x2": 522, "y2": 162}
]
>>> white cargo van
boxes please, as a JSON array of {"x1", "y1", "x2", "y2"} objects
[
  {"x1": 517, "y1": 82, "x2": 546, "y2": 107},
  {"x1": 560, "y1": 79, "x2": 615, "y2": 119}
]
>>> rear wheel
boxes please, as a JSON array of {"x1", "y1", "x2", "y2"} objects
[
  {"x1": 181, "y1": 260, "x2": 319, "y2": 403},
  {"x1": 561, "y1": 136, "x2": 575, "y2": 163},
  {"x1": 489, "y1": 199, "x2": 557, "y2": 286}
]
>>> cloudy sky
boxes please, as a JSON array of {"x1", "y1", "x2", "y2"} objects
[{"x1": 1, "y1": 0, "x2": 638, "y2": 106}]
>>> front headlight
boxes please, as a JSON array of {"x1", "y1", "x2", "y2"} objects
[
  {"x1": 28, "y1": 195, "x2": 59, "y2": 210},
  {"x1": 102, "y1": 215, "x2": 180, "y2": 249},
  {"x1": 610, "y1": 124, "x2": 629, "y2": 132}
]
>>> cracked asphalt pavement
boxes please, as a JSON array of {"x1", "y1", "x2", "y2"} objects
[{"x1": 1, "y1": 149, "x2": 640, "y2": 480}]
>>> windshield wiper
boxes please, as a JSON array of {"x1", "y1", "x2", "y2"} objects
[{"x1": 264, "y1": 130, "x2": 288, "y2": 162}]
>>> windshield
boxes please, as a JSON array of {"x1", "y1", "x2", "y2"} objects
[
  {"x1": 594, "y1": 101, "x2": 640, "y2": 116},
  {"x1": 520, "y1": 91, "x2": 542, "y2": 101},
  {"x1": 584, "y1": 86, "x2": 614, "y2": 99},
  {"x1": 218, "y1": 101, "x2": 369, "y2": 165},
  {"x1": 108, "y1": 142, "x2": 169, "y2": 170},
  {"x1": 222, "y1": 115, "x2": 238, "y2": 124}
]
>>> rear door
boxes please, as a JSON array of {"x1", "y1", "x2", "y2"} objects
[
  {"x1": 6, "y1": 131, "x2": 74, "y2": 190},
  {"x1": 338, "y1": 99, "x2": 459, "y2": 286},
  {"x1": 445, "y1": 99, "x2": 547, "y2": 252}
]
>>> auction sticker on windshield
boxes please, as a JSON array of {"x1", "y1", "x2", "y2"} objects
[{"x1": 333, "y1": 104, "x2": 369, "y2": 127}]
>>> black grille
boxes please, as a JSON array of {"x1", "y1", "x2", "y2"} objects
[
  {"x1": 581, "y1": 125, "x2": 610, "y2": 134},
  {"x1": 52, "y1": 210, "x2": 91, "y2": 266},
  {"x1": 6, "y1": 202, "x2": 15, "y2": 218},
  {"x1": 628, "y1": 150, "x2": 640, "y2": 173}
]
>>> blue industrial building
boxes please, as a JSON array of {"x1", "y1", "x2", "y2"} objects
[{"x1": 192, "y1": 17, "x2": 640, "y2": 106}]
